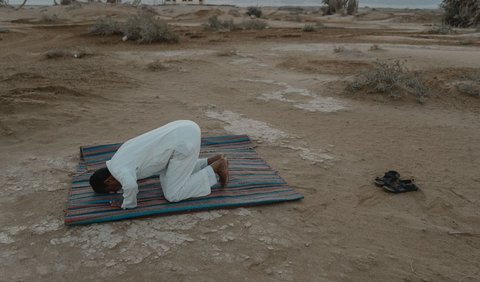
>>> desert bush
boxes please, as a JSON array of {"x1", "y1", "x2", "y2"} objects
[
  {"x1": 216, "y1": 49, "x2": 238, "y2": 56},
  {"x1": 322, "y1": 0, "x2": 358, "y2": 15},
  {"x1": 123, "y1": 12, "x2": 178, "y2": 43},
  {"x1": 456, "y1": 70, "x2": 480, "y2": 97},
  {"x1": 427, "y1": 24, "x2": 455, "y2": 34},
  {"x1": 205, "y1": 15, "x2": 236, "y2": 31},
  {"x1": 239, "y1": 19, "x2": 267, "y2": 30},
  {"x1": 302, "y1": 24, "x2": 316, "y2": 32},
  {"x1": 60, "y1": 0, "x2": 72, "y2": 5},
  {"x1": 89, "y1": 13, "x2": 178, "y2": 44},
  {"x1": 441, "y1": 0, "x2": 480, "y2": 27},
  {"x1": 333, "y1": 46, "x2": 345, "y2": 53},
  {"x1": 246, "y1": 6, "x2": 262, "y2": 18},
  {"x1": 0, "y1": 0, "x2": 9, "y2": 7},
  {"x1": 347, "y1": 60, "x2": 429, "y2": 102},
  {"x1": 40, "y1": 13, "x2": 59, "y2": 23},
  {"x1": 456, "y1": 82, "x2": 480, "y2": 96},
  {"x1": 89, "y1": 17, "x2": 122, "y2": 36},
  {"x1": 146, "y1": 60, "x2": 170, "y2": 71},
  {"x1": 369, "y1": 44, "x2": 382, "y2": 51}
]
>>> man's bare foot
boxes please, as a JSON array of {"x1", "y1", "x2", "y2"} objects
[
  {"x1": 211, "y1": 157, "x2": 229, "y2": 187},
  {"x1": 207, "y1": 154, "x2": 224, "y2": 165}
]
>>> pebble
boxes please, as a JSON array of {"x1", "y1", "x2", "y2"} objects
[{"x1": 244, "y1": 222, "x2": 252, "y2": 228}]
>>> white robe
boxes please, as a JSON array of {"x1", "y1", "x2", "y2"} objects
[{"x1": 106, "y1": 120, "x2": 213, "y2": 209}]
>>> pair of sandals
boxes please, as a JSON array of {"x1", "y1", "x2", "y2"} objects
[{"x1": 375, "y1": 170, "x2": 418, "y2": 193}]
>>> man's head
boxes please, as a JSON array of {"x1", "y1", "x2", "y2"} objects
[{"x1": 89, "y1": 168, "x2": 121, "y2": 194}]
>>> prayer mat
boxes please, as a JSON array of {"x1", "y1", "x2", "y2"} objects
[{"x1": 65, "y1": 135, "x2": 303, "y2": 225}]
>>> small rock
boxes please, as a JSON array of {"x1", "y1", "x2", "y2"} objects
[
  {"x1": 244, "y1": 222, "x2": 252, "y2": 228},
  {"x1": 304, "y1": 242, "x2": 311, "y2": 247},
  {"x1": 122, "y1": 35, "x2": 128, "y2": 41}
]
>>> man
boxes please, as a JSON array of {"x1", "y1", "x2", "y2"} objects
[{"x1": 89, "y1": 120, "x2": 229, "y2": 209}]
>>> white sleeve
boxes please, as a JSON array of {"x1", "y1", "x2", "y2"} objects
[
  {"x1": 120, "y1": 175, "x2": 138, "y2": 209},
  {"x1": 194, "y1": 158, "x2": 209, "y2": 172}
]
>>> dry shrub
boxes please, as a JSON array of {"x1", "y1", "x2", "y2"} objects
[
  {"x1": 204, "y1": 16, "x2": 236, "y2": 31},
  {"x1": 369, "y1": 44, "x2": 383, "y2": 51},
  {"x1": 441, "y1": 0, "x2": 480, "y2": 27},
  {"x1": 246, "y1": 6, "x2": 262, "y2": 18},
  {"x1": 302, "y1": 24, "x2": 316, "y2": 32},
  {"x1": 456, "y1": 69, "x2": 480, "y2": 97},
  {"x1": 40, "y1": 13, "x2": 59, "y2": 23},
  {"x1": 89, "y1": 17, "x2": 122, "y2": 36},
  {"x1": 89, "y1": 13, "x2": 178, "y2": 44},
  {"x1": 347, "y1": 60, "x2": 429, "y2": 102},
  {"x1": 322, "y1": 0, "x2": 358, "y2": 15},
  {"x1": 427, "y1": 24, "x2": 455, "y2": 34},
  {"x1": 216, "y1": 49, "x2": 238, "y2": 56},
  {"x1": 239, "y1": 19, "x2": 267, "y2": 30},
  {"x1": 123, "y1": 12, "x2": 178, "y2": 44},
  {"x1": 146, "y1": 60, "x2": 170, "y2": 71},
  {"x1": 205, "y1": 16, "x2": 267, "y2": 31},
  {"x1": 333, "y1": 46, "x2": 345, "y2": 53}
]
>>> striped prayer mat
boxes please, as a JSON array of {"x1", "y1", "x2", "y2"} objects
[{"x1": 65, "y1": 135, "x2": 303, "y2": 225}]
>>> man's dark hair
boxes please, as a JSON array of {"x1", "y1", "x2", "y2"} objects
[{"x1": 89, "y1": 167, "x2": 111, "y2": 194}]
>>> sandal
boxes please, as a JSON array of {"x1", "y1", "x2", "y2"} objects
[
  {"x1": 383, "y1": 179, "x2": 419, "y2": 193},
  {"x1": 374, "y1": 170, "x2": 400, "y2": 187}
]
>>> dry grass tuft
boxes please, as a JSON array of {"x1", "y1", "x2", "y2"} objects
[
  {"x1": 40, "y1": 13, "x2": 60, "y2": 23},
  {"x1": 455, "y1": 69, "x2": 480, "y2": 97},
  {"x1": 204, "y1": 16, "x2": 236, "y2": 31},
  {"x1": 123, "y1": 12, "x2": 178, "y2": 44},
  {"x1": 347, "y1": 60, "x2": 429, "y2": 102},
  {"x1": 146, "y1": 60, "x2": 170, "y2": 71},
  {"x1": 89, "y1": 17, "x2": 123, "y2": 36},
  {"x1": 89, "y1": 12, "x2": 178, "y2": 44},
  {"x1": 427, "y1": 24, "x2": 455, "y2": 34},
  {"x1": 205, "y1": 16, "x2": 267, "y2": 31},
  {"x1": 333, "y1": 46, "x2": 345, "y2": 53},
  {"x1": 369, "y1": 44, "x2": 383, "y2": 51},
  {"x1": 302, "y1": 24, "x2": 317, "y2": 32},
  {"x1": 216, "y1": 49, "x2": 238, "y2": 56}
]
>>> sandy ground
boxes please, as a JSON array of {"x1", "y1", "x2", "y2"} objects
[{"x1": 1, "y1": 3, "x2": 480, "y2": 282}]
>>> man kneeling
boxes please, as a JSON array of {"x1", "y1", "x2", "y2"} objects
[{"x1": 89, "y1": 120, "x2": 229, "y2": 209}]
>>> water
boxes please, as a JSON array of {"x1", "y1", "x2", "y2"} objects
[{"x1": 7, "y1": 0, "x2": 443, "y2": 9}]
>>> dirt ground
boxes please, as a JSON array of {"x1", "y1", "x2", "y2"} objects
[{"x1": 0, "y1": 3, "x2": 479, "y2": 282}]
